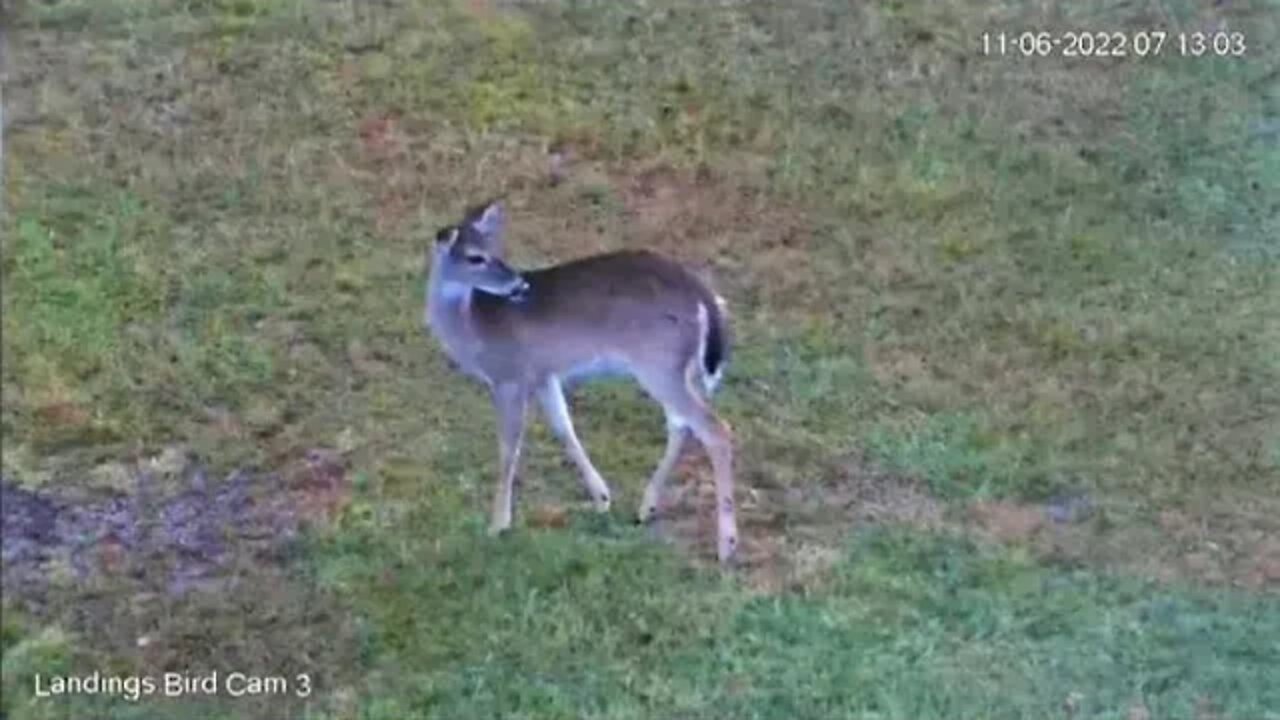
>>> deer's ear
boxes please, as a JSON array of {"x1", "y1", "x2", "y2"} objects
[
  {"x1": 435, "y1": 227, "x2": 458, "y2": 245},
  {"x1": 468, "y1": 201, "x2": 505, "y2": 242}
]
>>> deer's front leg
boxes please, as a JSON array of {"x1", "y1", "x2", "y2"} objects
[{"x1": 489, "y1": 382, "x2": 529, "y2": 535}]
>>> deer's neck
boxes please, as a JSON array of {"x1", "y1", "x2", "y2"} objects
[{"x1": 425, "y1": 265, "x2": 479, "y2": 358}]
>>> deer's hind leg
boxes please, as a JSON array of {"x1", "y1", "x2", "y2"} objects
[
  {"x1": 633, "y1": 361, "x2": 738, "y2": 564},
  {"x1": 639, "y1": 418, "x2": 689, "y2": 524}
]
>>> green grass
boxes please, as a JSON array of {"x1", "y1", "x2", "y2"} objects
[
  {"x1": 325, "y1": 521, "x2": 1280, "y2": 719},
  {"x1": 3, "y1": 0, "x2": 1279, "y2": 718}
]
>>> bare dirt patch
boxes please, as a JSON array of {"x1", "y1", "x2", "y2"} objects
[
  {"x1": 645, "y1": 450, "x2": 944, "y2": 593},
  {"x1": 639, "y1": 446, "x2": 1280, "y2": 595},
  {"x1": 2, "y1": 446, "x2": 352, "y2": 607},
  {"x1": 965, "y1": 494, "x2": 1280, "y2": 594},
  {"x1": 1143, "y1": 499, "x2": 1280, "y2": 592},
  {"x1": 342, "y1": 120, "x2": 821, "y2": 311},
  {"x1": 2, "y1": 446, "x2": 361, "y2": 713},
  {"x1": 608, "y1": 162, "x2": 823, "y2": 309},
  {"x1": 968, "y1": 500, "x2": 1046, "y2": 543},
  {"x1": 616, "y1": 163, "x2": 788, "y2": 256}
]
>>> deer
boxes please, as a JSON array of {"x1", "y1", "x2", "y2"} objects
[{"x1": 423, "y1": 199, "x2": 739, "y2": 563}]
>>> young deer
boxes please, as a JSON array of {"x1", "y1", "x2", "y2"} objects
[{"x1": 423, "y1": 200, "x2": 739, "y2": 563}]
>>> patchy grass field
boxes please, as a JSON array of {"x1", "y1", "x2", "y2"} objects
[{"x1": 3, "y1": 0, "x2": 1279, "y2": 718}]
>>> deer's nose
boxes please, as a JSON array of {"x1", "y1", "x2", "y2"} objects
[{"x1": 508, "y1": 277, "x2": 531, "y2": 302}]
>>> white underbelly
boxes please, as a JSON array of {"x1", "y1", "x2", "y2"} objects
[{"x1": 558, "y1": 356, "x2": 632, "y2": 387}]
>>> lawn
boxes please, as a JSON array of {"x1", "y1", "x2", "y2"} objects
[{"x1": 2, "y1": 0, "x2": 1278, "y2": 718}]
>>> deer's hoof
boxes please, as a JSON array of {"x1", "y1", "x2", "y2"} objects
[{"x1": 717, "y1": 534, "x2": 739, "y2": 566}]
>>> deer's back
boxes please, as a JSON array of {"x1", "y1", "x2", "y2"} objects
[{"x1": 469, "y1": 250, "x2": 723, "y2": 380}]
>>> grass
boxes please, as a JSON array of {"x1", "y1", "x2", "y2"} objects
[
  {"x1": 3, "y1": 0, "x2": 1279, "y2": 718},
  {"x1": 328, "y1": 524, "x2": 1280, "y2": 719}
]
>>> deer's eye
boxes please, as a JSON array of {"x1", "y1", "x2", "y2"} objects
[{"x1": 466, "y1": 254, "x2": 486, "y2": 266}]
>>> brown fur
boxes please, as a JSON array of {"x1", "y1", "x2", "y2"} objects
[{"x1": 424, "y1": 202, "x2": 740, "y2": 563}]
